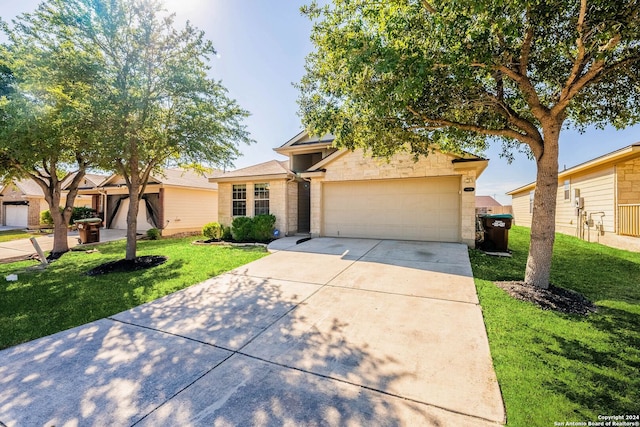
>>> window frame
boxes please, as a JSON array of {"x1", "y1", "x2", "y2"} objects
[
  {"x1": 232, "y1": 184, "x2": 247, "y2": 217},
  {"x1": 254, "y1": 183, "x2": 270, "y2": 216},
  {"x1": 563, "y1": 180, "x2": 570, "y2": 201}
]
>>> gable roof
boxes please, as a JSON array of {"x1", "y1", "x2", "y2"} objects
[
  {"x1": 274, "y1": 131, "x2": 335, "y2": 155},
  {"x1": 476, "y1": 196, "x2": 502, "y2": 207},
  {"x1": 100, "y1": 168, "x2": 219, "y2": 190},
  {"x1": 1, "y1": 178, "x2": 45, "y2": 197},
  {"x1": 210, "y1": 160, "x2": 292, "y2": 182},
  {"x1": 507, "y1": 143, "x2": 640, "y2": 195}
]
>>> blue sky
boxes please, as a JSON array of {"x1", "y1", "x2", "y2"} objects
[{"x1": 3, "y1": 0, "x2": 639, "y2": 205}]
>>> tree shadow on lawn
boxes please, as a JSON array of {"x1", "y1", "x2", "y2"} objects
[
  {"x1": 0, "y1": 272, "x2": 447, "y2": 426},
  {"x1": 0, "y1": 256, "x2": 185, "y2": 350},
  {"x1": 542, "y1": 305, "x2": 640, "y2": 416},
  {"x1": 470, "y1": 237, "x2": 640, "y2": 419}
]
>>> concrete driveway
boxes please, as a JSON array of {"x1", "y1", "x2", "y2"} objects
[{"x1": 0, "y1": 238, "x2": 505, "y2": 426}]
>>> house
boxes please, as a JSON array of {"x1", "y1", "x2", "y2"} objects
[
  {"x1": 0, "y1": 175, "x2": 105, "y2": 229},
  {"x1": 211, "y1": 131, "x2": 489, "y2": 247},
  {"x1": 476, "y1": 196, "x2": 507, "y2": 215},
  {"x1": 507, "y1": 143, "x2": 640, "y2": 250},
  {"x1": 77, "y1": 168, "x2": 220, "y2": 236},
  {"x1": 0, "y1": 179, "x2": 45, "y2": 228}
]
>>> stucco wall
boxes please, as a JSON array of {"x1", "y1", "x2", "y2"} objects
[
  {"x1": 310, "y1": 149, "x2": 479, "y2": 246},
  {"x1": 162, "y1": 187, "x2": 218, "y2": 236},
  {"x1": 217, "y1": 179, "x2": 290, "y2": 235}
]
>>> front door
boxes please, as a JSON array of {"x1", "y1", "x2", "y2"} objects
[{"x1": 297, "y1": 181, "x2": 311, "y2": 233}]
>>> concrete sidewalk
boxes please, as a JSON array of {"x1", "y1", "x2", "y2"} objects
[
  {"x1": 0, "y1": 238, "x2": 505, "y2": 426},
  {"x1": 0, "y1": 229, "x2": 128, "y2": 262}
]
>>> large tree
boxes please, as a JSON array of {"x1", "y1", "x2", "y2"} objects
[
  {"x1": 299, "y1": 0, "x2": 640, "y2": 288},
  {"x1": 0, "y1": 17, "x2": 102, "y2": 256},
  {"x1": 29, "y1": 0, "x2": 252, "y2": 260}
]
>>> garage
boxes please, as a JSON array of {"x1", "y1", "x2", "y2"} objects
[
  {"x1": 4, "y1": 204, "x2": 29, "y2": 227},
  {"x1": 111, "y1": 198, "x2": 154, "y2": 231},
  {"x1": 322, "y1": 176, "x2": 461, "y2": 242}
]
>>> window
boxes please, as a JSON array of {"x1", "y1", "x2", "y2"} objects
[
  {"x1": 564, "y1": 180, "x2": 570, "y2": 200},
  {"x1": 232, "y1": 184, "x2": 246, "y2": 216},
  {"x1": 254, "y1": 183, "x2": 270, "y2": 215},
  {"x1": 529, "y1": 190, "x2": 535, "y2": 214}
]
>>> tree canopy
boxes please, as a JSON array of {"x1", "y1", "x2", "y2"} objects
[
  {"x1": 299, "y1": 0, "x2": 640, "y2": 287},
  {"x1": 2, "y1": 0, "x2": 252, "y2": 260},
  {"x1": 0, "y1": 12, "x2": 103, "y2": 254}
]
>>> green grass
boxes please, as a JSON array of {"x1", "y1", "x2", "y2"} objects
[
  {"x1": 0, "y1": 229, "x2": 33, "y2": 243},
  {"x1": 471, "y1": 226, "x2": 640, "y2": 426},
  {"x1": 0, "y1": 237, "x2": 268, "y2": 350}
]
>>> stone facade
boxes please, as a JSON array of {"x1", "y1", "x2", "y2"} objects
[
  {"x1": 617, "y1": 157, "x2": 640, "y2": 205},
  {"x1": 218, "y1": 179, "x2": 290, "y2": 235},
  {"x1": 308, "y1": 149, "x2": 479, "y2": 246}
]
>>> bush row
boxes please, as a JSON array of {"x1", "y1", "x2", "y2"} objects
[
  {"x1": 202, "y1": 214, "x2": 276, "y2": 243},
  {"x1": 40, "y1": 207, "x2": 97, "y2": 225}
]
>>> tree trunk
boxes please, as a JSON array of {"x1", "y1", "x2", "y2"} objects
[
  {"x1": 50, "y1": 204, "x2": 71, "y2": 255},
  {"x1": 125, "y1": 180, "x2": 141, "y2": 261},
  {"x1": 524, "y1": 123, "x2": 561, "y2": 289}
]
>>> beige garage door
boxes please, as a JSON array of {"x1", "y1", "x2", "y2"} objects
[
  {"x1": 5, "y1": 205, "x2": 29, "y2": 227},
  {"x1": 322, "y1": 177, "x2": 460, "y2": 242}
]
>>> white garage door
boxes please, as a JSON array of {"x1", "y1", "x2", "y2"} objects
[
  {"x1": 322, "y1": 177, "x2": 461, "y2": 242},
  {"x1": 5, "y1": 205, "x2": 29, "y2": 227},
  {"x1": 112, "y1": 199, "x2": 153, "y2": 231}
]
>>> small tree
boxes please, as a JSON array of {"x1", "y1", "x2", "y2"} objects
[
  {"x1": 1, "y1": 14, "x2": 102, "y2": 256},
  {"x1": 300, "y1": 0, "x2": 640, "y2": 288},
  {"x1": 36, "y1": 0, "x2": 252, "y2": 260}
]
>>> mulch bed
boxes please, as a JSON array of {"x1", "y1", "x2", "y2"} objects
[
  {"x1": 495, "y1": 281, "x2": 597, "y2": 316},
  {"x1": 86, "y1": 255, "x2": 167, "y2": 276}
]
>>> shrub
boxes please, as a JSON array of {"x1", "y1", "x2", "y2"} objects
[
  {"x1": 202, "y1": 222, "x2": 223, "y2": 240},
  {"x1": 146, "y1": 228, "x2": 161, "y2": 240},
  {"x1": 40, "y1": 207, "x2": 97, "y2": 225},
  {"x1": 231, "y1": 216, "x2": 253, "y2": 242},
  {"x1": 251, "y1": 214, "x2": 276, "y2": 242},
  {"x1": 40, "y1": 209, "x2": 55, "y2": 225},
  {"x1": 222, "y1": 225, "x2": 233, "y2": 241}
]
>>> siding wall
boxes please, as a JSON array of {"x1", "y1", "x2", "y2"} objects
[
  {"x1": 510, "y1": 166, "x2": 616, "y2": 235},
  {"x1": 162, "y1": 187, "x2": 218, "y2": 236},
  {"x1": 510, "y1": 192, "x2": 532, "y2": 227},
  {"x1": 217, "y1": 179, "x2": 290, "y2": 235},
  {"x1": 310, "y1": 149, "x2": 479, "y2": 246}
]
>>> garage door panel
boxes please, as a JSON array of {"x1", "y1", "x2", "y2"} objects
[
  {"x1": 322, "y1": 177, "x2": 461, "y2": 242},
  {"x1": 5, "y1": 205, "x2": 29, "y2": 227}
]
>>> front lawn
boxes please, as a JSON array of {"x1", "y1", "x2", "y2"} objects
[
  {"x1": 471, "y1": 226, "x2": 640, "y2": 426},
  {"x1": 0, "y1": 236, "x2": 268, "y2": 350},
  {"x1": 0, "y1": 229, "x2": 33, "y2": 243}
]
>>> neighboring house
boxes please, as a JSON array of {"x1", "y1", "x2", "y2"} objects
[
  {"x1": 0, "y1": 179, "x2": 45, "y2": 228},
  {"x1": 76, "y1": 168, "x2": 220, "y2": 236},
  {"x1": 211, "y1": 131, "x2": 488, "y2": 246},
  {"x1": 0, "y1": 176, "x2": 103, "y2": 229},
  {"x1": 475, "y1": 196, "x2": 513, "y2": 215},
  {"x1": 507, "y1": 143, "x2": 640, "y2": 250}
]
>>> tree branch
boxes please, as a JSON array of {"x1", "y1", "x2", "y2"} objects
[
  {"x1": 563, "y1": 0, "x2": 588, "y2": 92},
  {"x1": 406, "y1": 105, "x2": 541, "y2": 148},
  {"x1": 519, "y1": 17, "x2": 534, "y2": 75}
]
